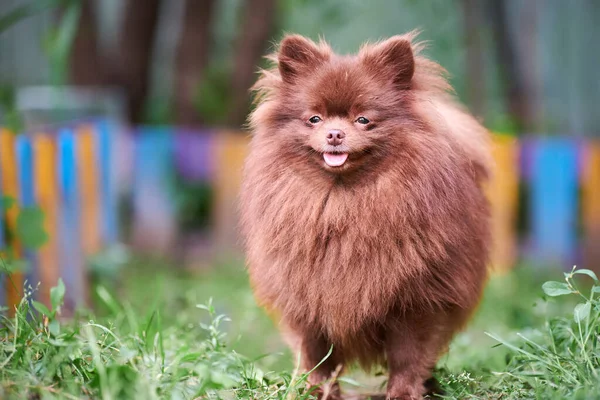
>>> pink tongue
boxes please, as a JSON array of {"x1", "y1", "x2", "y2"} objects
[{"x1": 323, "y1": 152, "x2": 349, "y2": 167}]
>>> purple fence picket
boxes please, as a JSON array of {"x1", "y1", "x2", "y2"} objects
[
  {"x1": 174, "y1": 130, "x2": 215, "y2": 182},
  {"x1": 519, "y1": 136, "x2": 535, "y2": 182}
]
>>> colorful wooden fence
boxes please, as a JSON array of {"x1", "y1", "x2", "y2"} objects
[
  {"x1": 130, "y1": 128, "x2": 250, "y2": 255},
  {"x1": 488, "y1": 136, "x2": 600, "y2": 271},
  {"x1": 0, "y1": 122, "x2": 119, "y2": 312},
  {"x1": 2, "y1": 123, "x2": 600, "y2": 312},
  {"x1": 130, "y1": 129, "x2": 600, "y2": 271}
]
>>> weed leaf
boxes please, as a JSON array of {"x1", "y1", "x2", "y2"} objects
[
  {"x1": 573, "y1": 269, "x2": 599, "y2": 282},
  {"x1": 16, "y1": 207, "x2": 48, "y2": 249},
  {"x1": 1, "y1": 195, "x2": 15, "y2": 210},
  {"x1": 542, "y1": 281, "x2": 573, "y2": 297},
  {"x1": 50, "y1": 278, "x2": 65, "y2": 310},
  {"x1": 574, "y1": 302, "x2": 591, "y2": 323},
  {"x1": 31, "y1": 300, "x2": 51, "y2": 316}
]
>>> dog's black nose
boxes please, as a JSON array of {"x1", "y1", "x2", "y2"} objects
[{"x1": 326, "y1": 129, "x2": 345, "y2": 146}]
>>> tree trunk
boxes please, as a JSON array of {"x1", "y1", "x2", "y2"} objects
[
  {"x1": 173, "y1": 0, "x2": 216, "y2": 127},
  {"x1": 228, "y1": 0, "x2": 278, "y2": 128},
  {"x1": 462, "y1": 0, "x2": 486, "y2": 120},
  {"x1": 486, "y1": 0, "x2": 536, "y2": 132},
  {"x1": 68, "y1": 0, "x2": 106, "y2": 86},
  {"x1": 113, "y1": 0, "x2": 161, "y2": 125}
]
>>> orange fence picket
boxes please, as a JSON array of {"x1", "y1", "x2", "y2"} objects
[
  {"x1": 77, "y1": 125, "x2": 101, "y2": 256},
  {"x1": 34, "y1": 134, "x2": 60, "y2": 305},
  {"x1": 582, "y1": 142, "x2": 600, "y2": 269},
  {"x1": 0, "y1": 129, "x2": 23, "y2": 312},
  {"x1": 487, "y1": 135, "x2": 519, "y2": 272},
  {"x1": 214, "y1": 131, "x2": 251, "y2": 254}
]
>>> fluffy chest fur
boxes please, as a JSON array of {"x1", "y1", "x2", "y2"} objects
[{"x1": 240, "y1": 136, "x2": 489, "y2": 341}]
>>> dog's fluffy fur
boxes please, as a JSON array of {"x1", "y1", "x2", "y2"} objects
[{"x1": 240, "y1": 32, "x2": 492, "y2": 399}]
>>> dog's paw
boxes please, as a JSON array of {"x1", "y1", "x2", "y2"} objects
[{"x1": 307, "y1": 382, "x2": 342, "y2": 400}]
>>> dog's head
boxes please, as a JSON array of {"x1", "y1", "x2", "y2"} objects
[{"x1": 252, "y1": 34, "x2": 423, "y2": 176}]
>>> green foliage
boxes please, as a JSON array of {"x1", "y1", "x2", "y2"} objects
[
  {"x1": 0, "y1": 85, "x2": 24, "y2": 134},
  {"x1": 2, "y1": 197, "x2": 49, "y2": 252},
  {"x1": 0, "y1": 0, "x2": 78, "y2": 130},
  {"x1": 98, "y1": 261, "x2": 600, "y2": 399},
  {"x1": 3, "y1": 250, "x2": 600, "y2": 398},
  {"x1": 194, "y1": 63, "x2": 233, "y2": 126},
  {"x1": 443, "y1": 266, "x2": 600, "y2": 399},
  {"x1": 173, "y1": 179, "x2": 213, "y2": 234},
  {"x1": 43, "y1": 0, "x2": 81, "y2": 86},
  {"x1": 0, "y1": 0, "x2": 68, "y2": 35},
  {"x1": 1, "y1": 195, "x2": 16, "y2": 211},
  {"x1": 487, "y1": 113, "x2": 521, "y2": 136},
  {"x1": 542, "y1": 280, "x2": 574, "y2": 297},
  {"x1": 16, "y1": 207, "x2": 48, "y2": 249},
  {"x1": 0, "y1": 280, "x2": 329, "y2": 399},
  {"x1": 1, "y1": 197, "x2": 48, "y2": 274}
]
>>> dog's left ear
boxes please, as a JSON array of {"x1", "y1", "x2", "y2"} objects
[{"x1": 361, "y1": 36, "x2": 414, "y2": 88}]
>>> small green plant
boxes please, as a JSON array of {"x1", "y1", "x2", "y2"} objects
[
  {"x1": 1, "y1": 195, "x2": 48, "y2": 275},
  {"x1": 0, "y1": 280, "x2": 334, "y2": 399},
  {"x1": 479, "y1": 266, "x2": 600, "y2": 399}
]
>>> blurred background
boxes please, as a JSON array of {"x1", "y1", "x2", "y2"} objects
[
  {"x1": 0, "y1": 0, "x2": 599, "y2": 385},
  {"x1": 2, "y1": 0, "x2": 599, "y2": 131}
]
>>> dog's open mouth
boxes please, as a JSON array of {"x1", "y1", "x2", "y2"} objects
[{"x1": 323, "y1": 152, "x2": 349, "y2": 167}]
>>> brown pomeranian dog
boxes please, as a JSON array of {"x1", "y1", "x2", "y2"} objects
[{"x1": 239, "y1": 31, "x2": 492, "y2": 400}]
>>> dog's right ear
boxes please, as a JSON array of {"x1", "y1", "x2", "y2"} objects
[{"x1": 278, "y1": 35, "x2": 329, "y2": 84}]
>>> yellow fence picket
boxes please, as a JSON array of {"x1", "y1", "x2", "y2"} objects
[
  {"x1": 487, "y1": 135, "x2": 519, "y2": 272},
  {"x1": 582, "y1": 142, "x2": 600, "y2": 270},
  {"x1": 34, "y1": 134, "x2": 60, "y2": 306},
  {"x1": 77, "y1": 125, "x2": 101, "y2": 256},
  {"x1": 213, "y1": 131, "x2": 250, "y2": 255},
  {"x1": 0, "y1": 129, "x2": 23, "y2": 312}
]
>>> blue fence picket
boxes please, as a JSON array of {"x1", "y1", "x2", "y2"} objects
[
  {"x1": 529, "y1": 138, "x2": 579, "y2": 265},
  {"x1": 132, "y1": 127, "x2": 176, "y2": 250},
  {"x1": 134, "y1": 127, "x2": 175, "y2": 184},
  {"x1": 96, "y1": 120, "x2": 118, "y2": 245},
  {"x1": 15, "y1": 135, "x2": 39, "y2": 294},
  {"x1": 57, "y1": 130, "x2": 84, "y2": 309}
]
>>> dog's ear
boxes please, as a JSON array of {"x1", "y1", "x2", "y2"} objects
[
  {"x1": 361, "y1": 36, "x2": 414, "y2": 88},
  {"x1": 278, "y1": 35, "x2": 329, "y2": 84}
]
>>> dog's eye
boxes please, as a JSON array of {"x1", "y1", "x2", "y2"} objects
[
  {"x1": 356, "y1": 117, "x2": 370, "y2": 125},
  {"x1": 308, "y1": 116, "x2": 322, "y2": 124}
]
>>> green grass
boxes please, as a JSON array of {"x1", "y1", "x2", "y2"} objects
[{"x1": 1, "y1": 259, "x2": 600, "y2": 399}]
